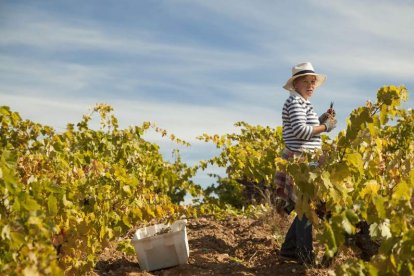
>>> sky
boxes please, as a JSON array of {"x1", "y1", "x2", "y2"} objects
[{"x1": 1, "y1": 0, "x2": 414, "y2": 188}]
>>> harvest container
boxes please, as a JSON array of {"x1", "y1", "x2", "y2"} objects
[{"x1": 131, "y1": 219, "x2": 189, "y2": 271}]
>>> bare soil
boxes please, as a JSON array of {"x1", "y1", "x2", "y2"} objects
[{"x1": 93, "y1": 214, "x2": 352, "y2": 275}]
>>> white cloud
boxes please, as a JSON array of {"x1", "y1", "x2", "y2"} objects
[
  {"x1": 189, "y1": 0, "x2": 414, "y2": 81},
  {"x1": 0, "y1": 9, "x2": 265, "y2": 71},
  {"x1": 1, "y1": 0, "x2": 413, "y2": 151},
  {"x1": 0, "y1": 55, "x2": 113, "y2": 94},
  {"x1": 0, "y1": 92, "x2": 280, "y2": 141},
  {"x1": 313, "y1": 0, "x2": 414, "y2": 44},
  {"x1": 0, "y1": 94, "x2": 87, "y2": 130}
]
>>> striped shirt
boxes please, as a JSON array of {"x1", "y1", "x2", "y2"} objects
[{"x1": 282, "y1": 91, "x2": 321, "y2": 152}]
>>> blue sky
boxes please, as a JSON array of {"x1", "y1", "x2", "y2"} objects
[{"x1": 1, "y1": 0, "x2": 414, "y2": 188}]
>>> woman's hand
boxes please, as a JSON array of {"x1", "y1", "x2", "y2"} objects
[
  {"x1": 323, "y1": 116, "x2": 337, "y2": 132},
  {"x1": 319, "y1": 101, "x2": 336, "y2": 123},
  {"x1": 318, "y1": 108, "x2": 336, "y2": 123}
]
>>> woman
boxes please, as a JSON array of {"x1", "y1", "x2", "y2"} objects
[{"x1": 276, "y1": 62, "x2": 337, "y2": 264}]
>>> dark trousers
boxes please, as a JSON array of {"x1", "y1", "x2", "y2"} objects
[{"x1": 281, "y1": 215, "x2": 313, "y2": 259}]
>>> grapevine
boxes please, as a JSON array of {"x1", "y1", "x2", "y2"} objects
[
  {"x1": 1, "y1": 85, "x2": 413, "y2": 274},
  {"x1": 0, "y1": 104, "x2": 201, "y2": 274},
  {"x1": 199, "y1": 86, "x2": 414, "y2": 274}
]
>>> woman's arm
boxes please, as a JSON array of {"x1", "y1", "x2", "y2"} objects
[{"x1": 312, "y1": 124, "x2": 326, "y2": 135}]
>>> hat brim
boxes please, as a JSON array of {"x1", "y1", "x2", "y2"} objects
[{"x1": 283, "y1": 73, "x2": 327, "y2": 91}]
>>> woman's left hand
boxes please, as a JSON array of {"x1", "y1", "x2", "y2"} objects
[
  {"x1": 319, "y1": 107, "x2": 336, "y2": 124},
  {"x1": 318, "y1": 112, "x2": 329, "y2": 124}
]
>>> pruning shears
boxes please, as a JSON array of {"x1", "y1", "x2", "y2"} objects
[{"x1": 328, "y1": 101, "x2": 335, "y2": 116}]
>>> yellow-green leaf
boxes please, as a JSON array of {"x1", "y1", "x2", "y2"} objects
[
  {"x1": 22, "y1": 197, "x2": 41, "y2": 211},
  {"x1": 345, "y1": 152, "x2": 364, "y2": 175},
  {"x1": 48, "y1": 195, "x2": 58, "y2": 215},
  {"x1": 392, "y1": 181, "x2": 411, "y2": 201},
  {"x1": 360, "y1": 180, "x2": 380, "y2": 198}
]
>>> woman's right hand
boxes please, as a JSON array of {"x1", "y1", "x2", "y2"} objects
[{"x1": 323, "y1": 117, "x2": 337, "y2": 132}]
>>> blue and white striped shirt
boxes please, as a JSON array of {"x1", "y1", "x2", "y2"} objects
[{"x1": 282, "y1": 91, "x2": 321, "y2": 152}]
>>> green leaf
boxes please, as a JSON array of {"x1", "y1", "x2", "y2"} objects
[
  {"x1": 27, "y1": 216, "x2": 44, "y2": 228},
  {"x1": 342, "y1": 216, "x2": 354, "y2": 235},
  {"x1": 322, "y1": 222, "x2": 337, "y2": 258},
  {"x1": 48, "y1": 195, "x2": 58, "y2": 215},
  {"x1": 1, "y1": 165, "x2": 17, "y2": 186},
  {"x1": 369, "y1": 219, "x2": 392, "y2": 239},
  {"x1": 378, "y1": 222, "x2": 392, "y2": 239},
  {"x1": 392, "y1": 181, "x2": 411, "y2": 201},
  {"x1": 345, "y1": 209, "x2": 359, "y2": 224},
  {"x1": 122, "y1": 215, "x2": 132, "y2": 227},
  {"x1": 409, "y1": 169, "x2": 414, "y2": 188},
  {"x1": 345, "y1": 152, "x2": 364, "y2": 175},
  {"x1": 360, "y1": 180, "x2": 380, "y2": 198},
  {"x1": 22, "y1": 196, "x2": 41, "y2": 211},
  {"x1": 320, "y1": 171, "x2": 333, "y2": 190},
  {"x1": 122, "y1": 185, "x2": 131, "y2": 195},
  {"x1": 379, "y1": 237, "x2": 399, "y2": 255},
  {"x1": 100, "y1": 223, "x2": 106, "y2": 240},
  {"x1": 374, "y1": 196, "x2": 386, "y2": 219},
  {"x1": 10, "y1": 231, "x2": 25, "y2": 249},
  {"x1": 1, "y1": 224, "x2": 11, "y2": 240},
  {"x1": 117, "y1": 240, "x2": 136, "y2": 256}
]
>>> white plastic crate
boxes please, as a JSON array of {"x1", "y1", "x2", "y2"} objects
[{"x1": 131, "y1": 219, "x2": 189, "y2": 271}]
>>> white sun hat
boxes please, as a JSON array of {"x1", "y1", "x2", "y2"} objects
[{"x1": 283, "y1": 62, "x2": 327, "y2": 91}]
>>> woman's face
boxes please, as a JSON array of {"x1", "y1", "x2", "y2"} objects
[{"x1": 293, "y1": 75, "x2": 317, "y2": 100}]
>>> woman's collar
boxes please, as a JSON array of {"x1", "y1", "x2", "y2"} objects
[{"x1": 289, "y1": 91, "x2": 309, "y2": 102}]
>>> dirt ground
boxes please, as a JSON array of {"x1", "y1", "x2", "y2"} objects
[{"x1": 93, "y1": 213, "x2": 349, "y2": 275}]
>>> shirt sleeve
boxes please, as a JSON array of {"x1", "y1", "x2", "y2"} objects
[{"x1": 288, "y1": 99, "x2": 313, "y2": 140}]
